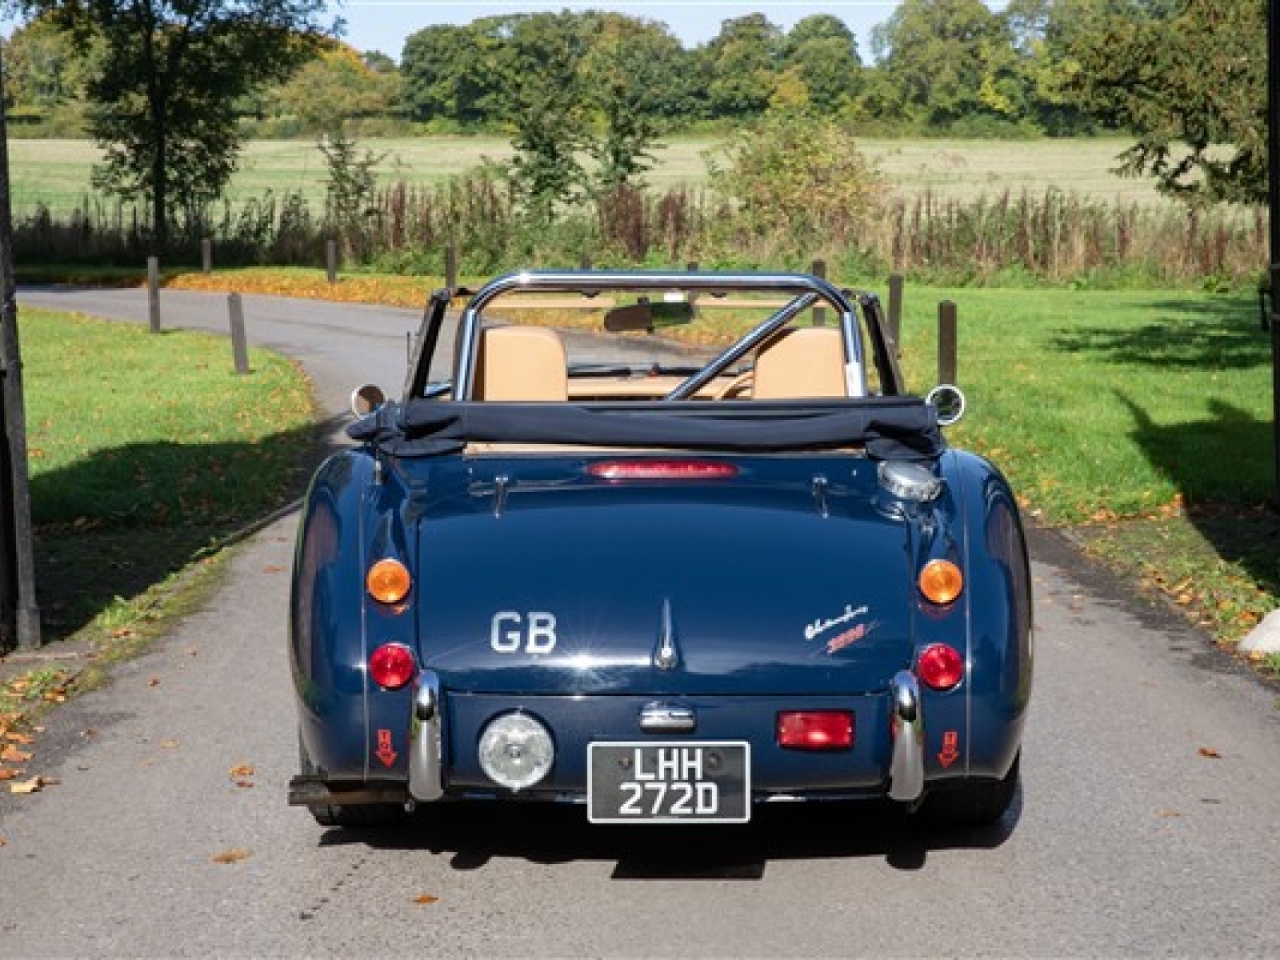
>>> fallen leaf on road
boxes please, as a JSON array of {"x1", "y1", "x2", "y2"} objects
[
  {"x1": 263, "y1": 565, "x2": 284, "y2": 573},
  {"x1": 229, "y1": 763, "x2": 254, "y2": 779},
  {"x1": 11, "y1": 777, "x2": 47, "y2": 794},
  {"x1": 1, "y1": 747, "x2": 32, "y2": 764},
  {"x1": 147, "y1": 677, "x2": 161, "y2": 688},
  {"x1": 5, "y1": 732, "x2": 34, "y2": 745},
  {"x1": 234, "y1": 780, "x2": 254, "y2": 789},
  {"x1": 1157, "y1": 810, "x2": 1181, "y2": 819},
  {"x1": 413, "y1": 895, "x2": 439, "y2": 905},
  {"x1": 211, "y1": 849, "x2": 250, "y2": 864},
  {"x1": 160, "y1": 739, "x2": 180, "y2": 750},
  {"x1": 1198, "y1": 747, "x2": 1222, "y2": 759}
]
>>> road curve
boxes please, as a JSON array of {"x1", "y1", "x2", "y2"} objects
[{"x1": 1, "y1": 286, "x2": 1278, "y2": 957}]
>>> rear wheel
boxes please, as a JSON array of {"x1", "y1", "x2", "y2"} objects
[
  {"x1": 299, "y1": 732, "x2": 405, "y2": 828},
  {"x1": 922, "y1": 753, "x2": 1020, "y2": 827}
]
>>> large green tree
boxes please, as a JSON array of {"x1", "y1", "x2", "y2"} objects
[
  {"x1": 488, "y1": 12, "x2": 591, "y2": 221},
  {"x1": 870, "y1": 0, "x2": 1020, "y2": 130},
  {"x1": 1060, "y1": 0, "x2": 1265, "y2": 205},
  {"x1": 13, "y1": 0, "x2": 333, "y2": 248},
  {"x1": 702, "y1": 14, "x2": 783, "y2": 119}
]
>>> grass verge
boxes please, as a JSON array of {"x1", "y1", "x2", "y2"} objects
[{"x1": 0, "y1": 307, "x2": 316, "y2": 752}]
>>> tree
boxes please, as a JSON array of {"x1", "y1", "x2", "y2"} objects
[
  {"x1": 14, "y1": 0, "x2": 333, "y2": 249},
  {"x1": 1060, "y1": 0, "x2": 1265, "y2": 205},
  {"x1": 703, "y1": 14, "x2": 783, "y2": 118},
  {"x1": 706, "y1": 112, "x2": 884, "y2": 252},
  {"x1": 870, "y1": 0, "x2": 1020, "y2": 130},
  {"x1": 400, "y1": 23, "x2": 502, "y2": 128},
  {"x1": 2, "y1": 15, "x2": 88, "y2": 112},
  {"x1": 782, "y1": 17, "x2": 864, "y2": 116},
  {"x1": 489, "y1": 12, "x2": 590, "y2": 221},
  {"x1": 273, "y1": 42, "x2": 401, "y2": 134},
  {"x1": 580, "y1": 14, "x2": 683, "y2": 190}
]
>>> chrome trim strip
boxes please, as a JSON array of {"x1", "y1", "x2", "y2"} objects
[
  {"x1": 652, "y1": 597, "x2": 680, "y2": 671},
  {"x1": 408, "y1": 670, "x2": 445, "y2": 801},
  {"x1": 888, "y1": 670, "x2": 925, "y2": 802},
  {"x1": 639, "y1": 702, "x2": 696, "y2": 733}
]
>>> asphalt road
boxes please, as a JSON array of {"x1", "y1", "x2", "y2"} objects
[{"x1": 1, "y1": 286, "x2": 1279, "y2": 958}]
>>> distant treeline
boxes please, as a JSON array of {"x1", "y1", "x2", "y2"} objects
[{"x1": 4, "y1": 1, "x2": 1109, "y2": 139}]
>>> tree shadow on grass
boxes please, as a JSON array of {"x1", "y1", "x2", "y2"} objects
[
  {"x1": 30, "y1": 415, "x2": 344, "y2": 645},
  {"x1": 1049, "y1": 297, "x2": 1267, "y2": 371},
  {"x1": 1113, "y1": 392, "x2": 1279, "y2": 600}
]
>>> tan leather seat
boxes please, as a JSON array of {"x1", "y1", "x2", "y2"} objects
[
  {"x1": 752, "y1": 327, "x2": 848, "y2": 399},
  {"x1": 473, "y1": 326, "x2": 568, "y2": 401}
]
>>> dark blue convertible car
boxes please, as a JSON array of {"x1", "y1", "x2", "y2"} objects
[{"x1": 288, "y1": 271, "x2": 1032, "y2": 829}]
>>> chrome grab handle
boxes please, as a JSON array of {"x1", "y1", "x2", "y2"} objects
[{"x1": 639, "y1": 702, "x2": 697, "y2": 733}]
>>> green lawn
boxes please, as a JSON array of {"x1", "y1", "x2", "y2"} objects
[
  {"x1": 9, "y1": 135, "x2": 1173, "y2": 218},
  {"x1": 896, "y1": 286, "x2": 1272, "y2": 524},
  {"x1": 23, "y1": 307, "x2": 315, "y2": 640}
]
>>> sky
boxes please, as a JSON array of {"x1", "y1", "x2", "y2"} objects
[{"x1": 334, "y1": 0, "x2": 1002, "y2": 60}]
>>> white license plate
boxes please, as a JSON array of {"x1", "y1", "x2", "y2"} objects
[{"x1": 587, "y1": 741, "x2": 750, "y2": 824}]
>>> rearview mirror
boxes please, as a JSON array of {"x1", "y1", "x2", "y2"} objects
[
  {"x1": 603, "y1": 298, "x2": 695, "y2": 332},
  {"x1": 926, "y1": 384, "x2": 966, "y2": 427},
  {"x1": 350, "y1": 383, "x2": 387, "y2": 417}
]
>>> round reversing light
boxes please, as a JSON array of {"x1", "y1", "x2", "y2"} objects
[
  {"x1": 919, "y1": 559, "x2": 964, "y2": 605},
  {"x1": 367, "y1": 558, "x2": 412, "y2": 605},
  {"x1": 478, "y1": 713, "x2": 555, "y2": 792},
  {"x1": 369, "y1": 642, "x2": 417, "y2": 690},
  {"x1": 917, "y1": 643, "x2": 965, "y2": 691},
  {"x1": 878, "y1": 461, "x2": 943, "y2": 502}
]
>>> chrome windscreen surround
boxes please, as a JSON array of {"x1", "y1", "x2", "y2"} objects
[
  {"x1": 408, "y1": 670, "x2": 444, "y2": 801},
  {"x1": 888, "y1": 670, "x2": 925, "y2": 802},
  {"x1": 877, "y1": 460, "x2": 943, "y2": 503}
]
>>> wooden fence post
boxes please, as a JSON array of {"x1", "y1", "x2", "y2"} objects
[
  {"x1": 202, "y1": 237, "x2": 212, "y2": 275},
  {"x1": 811, "y1": 258, "x2": 827, "y2": 326},
  {"x1": 938, "y1": 300, "x2": 958, "y2": 385},
  {"x1": 444, "y1": 244, "x2": 458, "y2": 290},
  {"x1": 325, "y1": 239, "x2": 338, "y2": 284},
  {"x1": 888, "y1": 273, "x2": 904, "y2": 351},
  {"x1": 147, "y1": 256, "x2": 161, "y2": 333},
  {"x1": 227, "y1": 293, "x2": 249, "y2": 375}
]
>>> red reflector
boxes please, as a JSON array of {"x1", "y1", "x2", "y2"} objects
[
  {"x1": 777, "y1": 711, "x2": 854, "y2": 751},
  {"x1": 369, "y1": 643, "x2": 417, "y2": 690},
  {"x1": 917, "y1": 643, "x2": 965, "y2": 691},
  {"x1": 587, "y1": 460, "x2": 739, "y2": 480}
]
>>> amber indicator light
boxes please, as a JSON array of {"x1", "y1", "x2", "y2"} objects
[
  {"x1": 918, "y1": 559, "x2": 964, "y2": 605},
  {"x1": 366, "y1": 558, "x2": 412, "y2": 605}
]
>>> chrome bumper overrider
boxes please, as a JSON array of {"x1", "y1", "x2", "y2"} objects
[
  {"x1": 408, "y1": 670, "x2": 444, "y2": 801},
  {"x1": 888, "y1": 670, "x2": 925, "y2": 802}
]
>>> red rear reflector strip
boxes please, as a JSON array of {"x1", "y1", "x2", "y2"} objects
[
  {"x1": 777, "y1": 711, "x2": 854, "y2": 751},
  {"x1": 587, "y1": 460, "x2": 739, "y2": 480}
]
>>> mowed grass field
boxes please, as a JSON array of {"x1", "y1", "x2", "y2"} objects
[{"x1": 8, "y1": 135, "x2": 1169, "y2": 217}]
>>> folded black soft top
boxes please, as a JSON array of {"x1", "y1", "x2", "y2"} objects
[{"x1": 348, "y1": 397, "x2": 945, "y2": 461}]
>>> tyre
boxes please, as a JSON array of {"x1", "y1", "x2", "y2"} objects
[
  {"x1": 921, "y1": 753, "x2": 1020, "y2": 827},
  {"x1": 299, "y1": 731, "x2": 405, "y2": 828}
]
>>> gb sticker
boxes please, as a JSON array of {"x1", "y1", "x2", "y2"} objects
[{"x1": 490, "y1": 611, "x2": 558, "y2": 654}]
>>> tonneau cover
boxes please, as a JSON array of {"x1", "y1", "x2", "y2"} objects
[{"x1": 348, "y1": 397, "x2": 944, "y2": 461}]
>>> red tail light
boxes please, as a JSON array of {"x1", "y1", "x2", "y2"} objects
[
  {"x1": 777, "y1": 711, "x2": 854, "y2": 751},
  {"x1": 917, "y1": 643, "x2": 965, "y2": 691},
  {"x1": 587, "y1": 460, "x2": 739, "y2": 480},
  {"x1": 369, "y1": 643, "x2": 417, "y2": 690}
]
